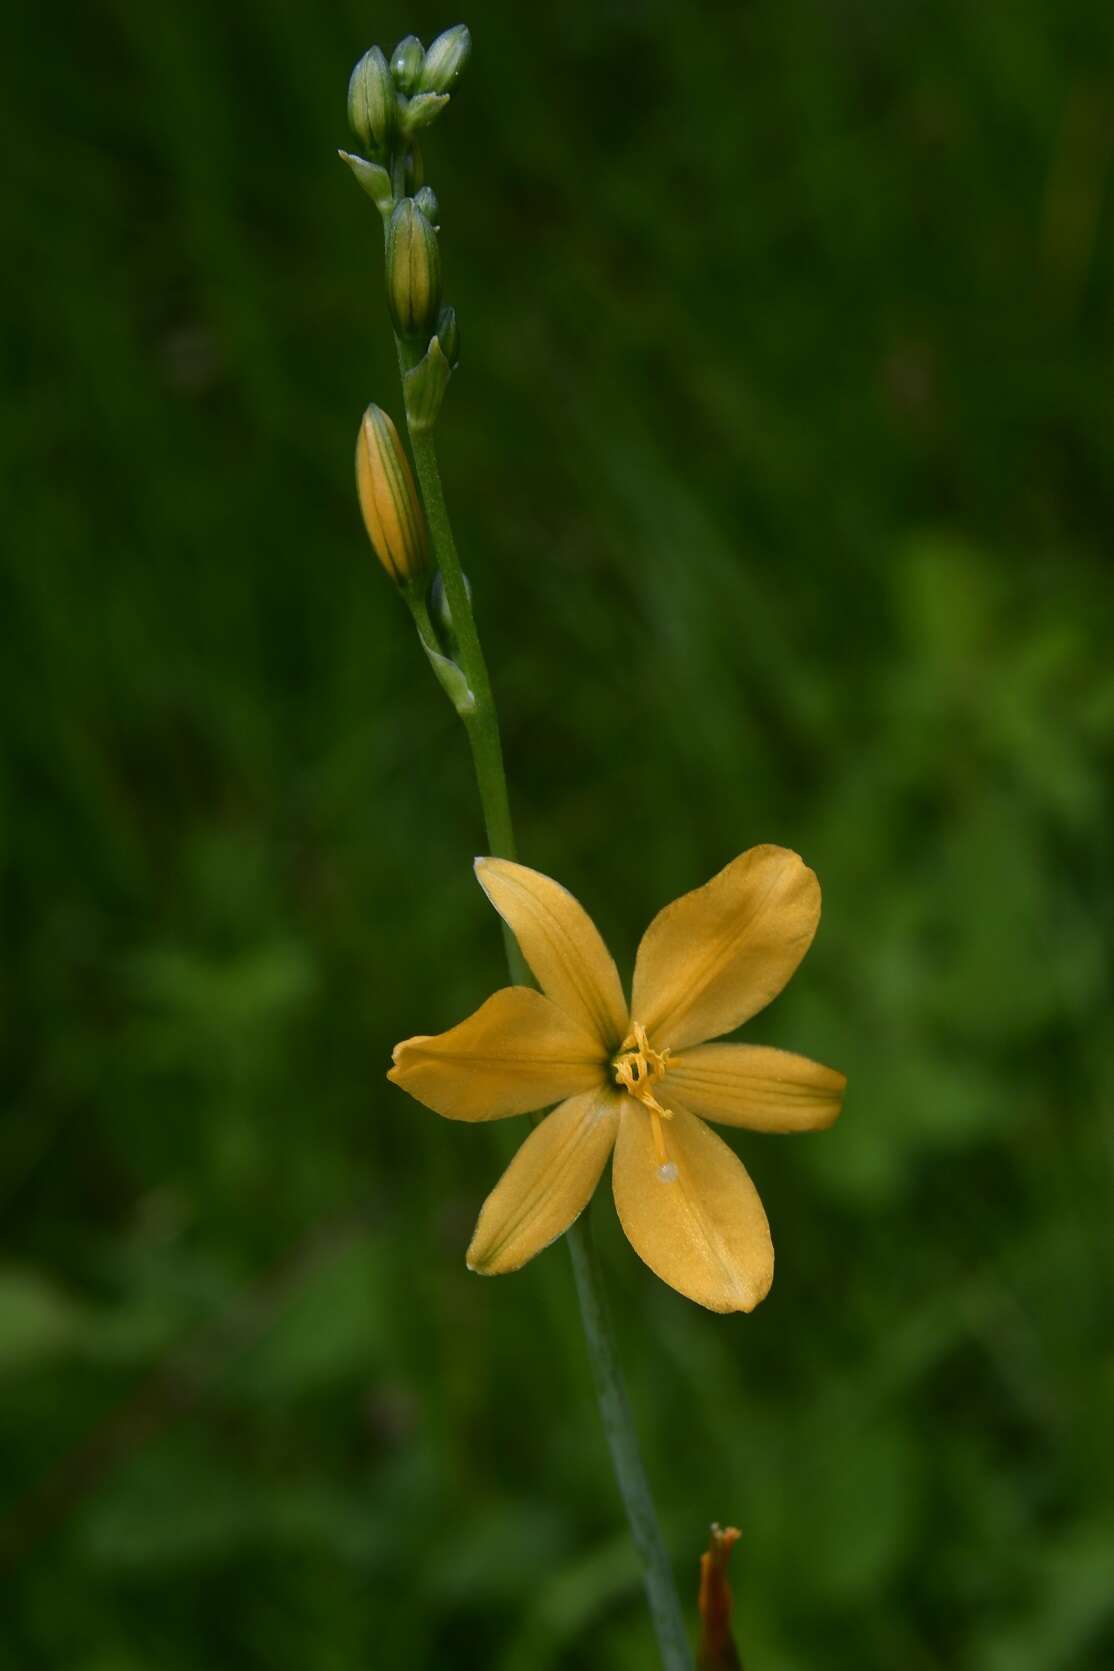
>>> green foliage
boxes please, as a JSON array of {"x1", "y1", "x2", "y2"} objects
[{"x1": 3, "y1": 1, "x2": 1113, "y2": 1667}]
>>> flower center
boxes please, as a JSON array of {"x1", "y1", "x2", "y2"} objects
[
  {"x1": 613, "y1": 1023, "x2": 673, "y2": 1113},
  {"x1": 613, "y1": 1024, "x2": 681, "y2": 1182}
]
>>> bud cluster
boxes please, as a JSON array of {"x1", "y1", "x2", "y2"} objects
[
  {"x1": 347, "y1": 22, "x2": 470, "y2": 632},
  {"x1": 344, "y1": 23, "x2": 470, "y2": 169},
  {"x1": 341, "y1": 23, "x2": 469, "y2": 432}
]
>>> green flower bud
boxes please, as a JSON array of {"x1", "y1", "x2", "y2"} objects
[
  {"x1": 355, "y1": 405, "x2": 429, "y2": 585},
  {"x1": 347, "y1": 47, "x2": 395, "y2": 157},
  {"x1": 413, "y1": 186, "x2": 439, "y2": 225},
  {"x1": 435, "y1": 303, "x2": 460, "y2": 368},
  {"x1": 419, "y1": 24, "x2": 471, "y2": 94},
  {"x1": 385, "y1": 198, "x2": 442, "y2": 339},
  {"x1": 390, "y1": 35, "x2": 425, "y2": 94},
  {"x1": 400, "y1": 91, "x2": 450, "y2": 138},
  {"x1": 338, "y1": 149, "x2": 393, "y2": 216}
]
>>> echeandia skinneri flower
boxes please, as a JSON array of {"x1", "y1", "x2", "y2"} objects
[{"x1": 389, "y1": 846, "x2": 845, "y2": 1314}]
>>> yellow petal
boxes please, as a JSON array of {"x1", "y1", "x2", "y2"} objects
[
  {"x1": 474, "y1": 858, "x2": 629, "y2": 1049},
  {"x1": 389, "y1": 987, "x2": 606, "y2": 1121},
  {"x1": 668, "y1": 1043, "x2": 846, "y2": 1132},
  {"x1": 612, "y1": 1098, "x2": 773, "y2": 1313},
  {"x1": 631, "y1": 845, "x2": 821, "y2": 1051},
  {"x1": 466, "y1": 1087, "x2": 622, "y2": 1274}
]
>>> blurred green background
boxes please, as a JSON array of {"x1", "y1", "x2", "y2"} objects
[{"x1": 3, "y1": 1, "x2": 1113, "y2": 1666}]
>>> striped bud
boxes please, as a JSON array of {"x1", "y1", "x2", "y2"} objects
[
  {"x1": 413, "y1": 185, "x2": 440, "y2": 225},
  {"x1": 355, "y1": 405, "x2": 429, "y2": 585},
  {"x1": 385, "y1": 198, "x2": 442, "y2": 339},
  {"x1": 390, "y1": 35, "x2": 425, "y2": 94},
  {"x1": 347, "y1": 47, "x2": 395, "y2": 158},
  {"x1": 419, "y1": 25, "x2": 471, "y2": 94}
]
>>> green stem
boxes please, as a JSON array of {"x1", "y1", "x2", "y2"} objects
[
  {"x1": 390, "y1": 336, "x2": 693, "y2": 1671},
  {"x1": 566, "y1": 1215, "x2": 695, "y2": 1666},
  {"x1": 399, "y1": 360, "x2": 527, "y2": 985},
  {"x1": 408, "y1": 419, "x2": 515, "y2": 862}
]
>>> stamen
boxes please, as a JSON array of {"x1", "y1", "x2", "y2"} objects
[{"x1": 613, "y1": 1022, "x2": 677, "y2": 1124}]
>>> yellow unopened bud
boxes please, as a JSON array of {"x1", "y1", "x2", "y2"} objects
[{"x1": 355, "y1": 405, "x2": 429, "y2": 585}]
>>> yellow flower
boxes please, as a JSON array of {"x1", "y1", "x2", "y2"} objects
[{"x1": 389, "y1": 846, "x2": 845, "y2": 1313}]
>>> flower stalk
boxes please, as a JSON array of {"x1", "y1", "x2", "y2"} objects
[
  {"x1": 567, "y1": 1216, "x2": 696, "y2": 1666},
  {"x1": 396, "y1": 338, "x2": 694, "y2": 1669},
  {"x1": 341, "y1": 25, "x2": 694, "y2": 1667},
  {"x1": 394, "y1": 331, "x2": 526, "y2": 984}
]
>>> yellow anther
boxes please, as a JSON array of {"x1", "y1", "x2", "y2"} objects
[{"x1": 613, "y1": 1023, "x2": 675, "y2": 1119}]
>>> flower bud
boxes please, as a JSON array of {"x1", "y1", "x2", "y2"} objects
[
  {"x1": 413, "y1": 186, "x2": 439, "y2": 225},
  {"x1": 355, "y1": 405, "x2": 429, "y2": 585},
  {"x1": 347, "y1": 47, "x2": 395, "y2": 157},
  {"x1": 419, "y1": 25, "x2": 471, "y2": 93},
  {"x1": 385, "y1": 198, "x2": 442, "y2": 339},
  {"x1": 390, "y1": 34, "x2": 425, "y2": 94}
]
